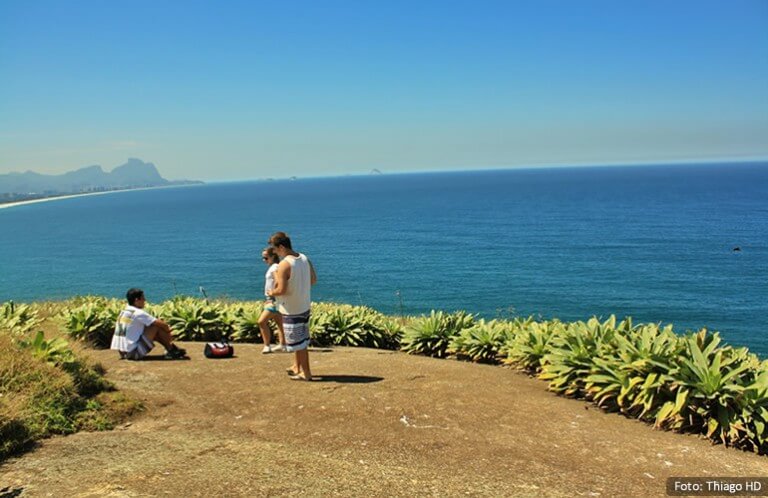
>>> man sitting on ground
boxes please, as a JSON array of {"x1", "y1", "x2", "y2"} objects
[{"x1": 111, "y1": 288, "x2": 187, "y2": 360}]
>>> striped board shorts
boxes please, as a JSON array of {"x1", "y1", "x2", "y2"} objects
[
  {"x1": 121, "y1": 333, "x2": 155, "y2": 360},
  {"x1": 282, "y1": 310, "x2": 310, "y2": 352}
]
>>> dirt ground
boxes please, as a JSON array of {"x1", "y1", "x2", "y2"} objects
[{"x1": 1, "y1": 344, "x2": 766, "y2": 497}]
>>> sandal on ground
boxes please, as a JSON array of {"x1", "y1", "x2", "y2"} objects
[{"x1": 289, "y1": 374, "x2": 313, "y2": 381}]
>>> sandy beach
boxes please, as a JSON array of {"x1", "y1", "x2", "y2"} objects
[{"x1": 0, "y1": 185, "x2": 199, "y2": 210}]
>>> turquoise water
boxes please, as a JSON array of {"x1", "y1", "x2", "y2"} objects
[{"x1": 2, "y1": 162, "x2": 767, "y2": 354}]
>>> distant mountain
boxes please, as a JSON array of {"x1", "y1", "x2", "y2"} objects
[{"x1": 0, "y1": 159, "x2": 201, "y2": 198}]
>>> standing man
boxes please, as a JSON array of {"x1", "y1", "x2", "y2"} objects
[
  {"x1": 267, "y1": 231, "x2": 317, "y2": 381},
  {"x1": 111, "y1": 288, "x2": 188, "y2": 360}
]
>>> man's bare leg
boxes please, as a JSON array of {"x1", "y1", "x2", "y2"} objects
[
  {"x1": 144, "y1": 323, "x2": 175, "y2": 350},
  {"x1": 295, "y1": 349, "x2": 312, "y2": 380}
]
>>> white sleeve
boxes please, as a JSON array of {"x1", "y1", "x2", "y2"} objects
[{"x1": 135, "y1": 309, "x2": 156, "y2": 327}]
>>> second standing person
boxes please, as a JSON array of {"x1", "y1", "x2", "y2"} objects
[{"x1": 258, "y1": 246, "x2": 285, "y2": 353}]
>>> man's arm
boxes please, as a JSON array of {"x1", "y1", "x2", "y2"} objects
[
  {"x1": 309, "y1": 259, "x2": 317, "y2": 286},
  {"x1": 268, "y1": 260, "x2": 292, "y2": 297}
]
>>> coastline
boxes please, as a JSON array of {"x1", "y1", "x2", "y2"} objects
[{"x1": 0, "y1": 184, "x2": 199, "y2": 210}]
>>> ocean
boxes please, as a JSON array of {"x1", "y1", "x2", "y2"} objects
[{"x1": 1, "y1": 162, "x2": 767, "y2": 355}]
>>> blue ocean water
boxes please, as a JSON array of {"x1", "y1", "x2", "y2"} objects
[{"x1": 1, "y1": 162, "x2": 767, "y2": 355}]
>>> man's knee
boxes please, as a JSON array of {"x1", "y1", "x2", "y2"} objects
[{"x1": 144, "y1": 323, "x2": 164, "y2": 340}]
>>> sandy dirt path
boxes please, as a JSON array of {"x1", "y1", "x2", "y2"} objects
[{"x1": 2, "y1": 344, "x2": 766, "y2": 497}]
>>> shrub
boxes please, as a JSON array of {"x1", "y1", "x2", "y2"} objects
[
  {"x1": 401, "y1": 310, "x2": 475, "y2": 358},
  {"x1": 311, "y1": 304, "x2": 400, "y2": 349},
  {"x1": 231, "y1": 302, "x2": 266, "y2": 342},
  {"x1": 61, "y1": 297, "x2": 122, "y2": 348},
  {"x1": 164, "y1": 297, "x2": 234, "y2": 341},
  {"x1": 0, "y1": 333, "x2": 137, "y2": 461},
  {"x1": 449, "y1": 319, "x2": 515, "y2": 363},
  {"x1": 504, "y1": 319, "x2": 559, "y2": 373},
  {"x1": 0, "y1": 301, "x2": 41, "y2": 337},
  {"x1": 539, "y1": 316, "x2": 619, "y2": 397},
  {"x1": 583, "y1": 322, "x2": 680, "y2": 418}
]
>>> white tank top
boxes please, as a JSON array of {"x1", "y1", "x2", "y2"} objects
[{"x1": 277, "y1": 253, "x2": 311, "y2": 315}]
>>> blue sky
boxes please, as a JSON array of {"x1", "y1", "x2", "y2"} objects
[{"x1": 1, "y1": 0, "x2": 767, "y2": 181}]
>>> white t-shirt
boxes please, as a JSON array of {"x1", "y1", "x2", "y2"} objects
[
  {"x1": 110, "y1": 305, "x2": 156, "y2": 352},
  {"x1": 264, "y1": 263, "x2": 279, "y2": 298}
]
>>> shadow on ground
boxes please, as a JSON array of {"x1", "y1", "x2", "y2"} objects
[
  {"x1": 312, "y1": 375, "x2": 384, "y2": 383},
  {"x1": 0, "y1": 487, "x2": 24, "y2": 498}
]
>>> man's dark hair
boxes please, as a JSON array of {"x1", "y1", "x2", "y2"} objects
[
  {"x1": 126, "y1": 288, "x2": 144, "y2": 306},
  {"x1": 269, "y1": 231, "x2": 292, "y2": 250}
]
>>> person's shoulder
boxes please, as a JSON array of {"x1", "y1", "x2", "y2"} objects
[{"x1": 134, "y1": 306, "x2": 154, "y2": 318}]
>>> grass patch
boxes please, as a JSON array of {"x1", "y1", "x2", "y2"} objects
[{"x1": 0, "y1": 331, "x2": 141, "y2": 461}]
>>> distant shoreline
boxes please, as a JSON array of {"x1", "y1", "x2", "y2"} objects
[{"x1": 0, "y1": 184, "x2": 199, "y2": 210}]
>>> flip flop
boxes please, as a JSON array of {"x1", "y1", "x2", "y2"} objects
[{"x1": 289, "y1": 374, "x2": 313, "y2": 381}]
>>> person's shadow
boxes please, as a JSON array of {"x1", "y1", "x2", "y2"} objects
[
  {"x1": 311, "y1": 375, "x2": 383, "y2": 383},
  {"x1": 1, "y1": 487, "x2": 24, "y2": 498}
]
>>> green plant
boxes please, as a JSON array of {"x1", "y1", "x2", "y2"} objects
[
  {"x1": 539, "y1": 316, "x2": 618, "y2": 397},
  {"x1": 504, "y1": 319, "x2": 559, "y2": 373},
  {"x1": 449, "y1": 319, "x2": 514, "y2": 363},
  {"x1": 18, "y1": 331, "x2": 76, "y2": 368},
  {"x1": 0, "y1": 301, "x2": 42, "y2": 336},
  {"x1": 60, "y1": 297, "x2": 121, "y2": 348},
  {"x1": 401, "y1": 310, "x2": 475, "y2": 358},
  {"x1": 231, "y1": 303, "x2": 265, "y2": 342},
  {"x1": 659, "y1": 330, "x2": 756, "y2": 446},
  {"x1": 0, "y1": 332, "x2": 130, "y2": 461},
  {"x1": 583, "y1": 322, "x2": 680, "y2": 417},
  {"x1": 164, "y1": 297, "x2": 233, "y2": 341},
  {"x1": 310, "y1": 305, "x2": 398, "y2": 349}
]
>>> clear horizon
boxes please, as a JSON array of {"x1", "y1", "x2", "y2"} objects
[{"x1": 1, "y1": 0, "x2": 767, "y2": 182}]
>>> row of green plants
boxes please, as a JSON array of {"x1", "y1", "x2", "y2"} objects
[
  {"x1": 59, "y1": 296, "x2": 405, "y2": 349},
  {"x1": 53, "y1": 296, "x2": 768, "y2": 455},
  {"x1": 0, "y1": 303, "x2": 141, "y2": 460}
]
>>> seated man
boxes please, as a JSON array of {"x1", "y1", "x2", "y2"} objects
[{"x1": 110, "y1": 288, "x2": 187, "y2": 360}]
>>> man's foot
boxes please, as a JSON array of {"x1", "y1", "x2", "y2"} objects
[
  {"x1": 164, "y1": 347, "x2": 188, "y2": 360},
  {"x1": 285, "y1": 367, "x2": 300, "y2": 375},
  {"x1": 262, "y1": 345, "x2": 273, "y2": 354},
  {"x1": 271, "y1": 344, "x2": 283, "y2": 352},
  {"x1": 289, "y1": 374, "x2": 313, "y2": 381}
]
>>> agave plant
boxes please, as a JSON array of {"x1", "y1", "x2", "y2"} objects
[
  {"x1": 319, "y1": 308, "x2": 367, "y2": 346},
  {"x1": 0, "y1": 301, "x2": 42, "y2": 337},
  {"x1": 539, "y1": 316, "x2": 619, "y2": 397},
  {"x1": 735, "y1": 360, "x2": 768, "y2": 453},
  {"x1": 401, "y1": 310, "x2": 475, "y2": 358},
  {"x1": 61, "y1": 298, "x2": 122, "y2": 348},
  {"x1": 660, "y1": 330, "x2": 755, "y2": 446},
  {"x1": 584, "y1": 322, "x2": 680, "y2": 417},
  {"x1": 376, "y1": 317, "x2": 404, "y2": 350},
  {"x1": 231, "y1": 303, "x2": 265, "y2": 342},
  {"x1": 164, "y1": 297, "x2": 232, "y2": 341},
  {"x1": 449, "y1": 319, "x2": 514, "y2": 363},
  {"x1": 504, "y1": 319, "x2": 559, "y2": 373},
  {"x1": 18, "y1": 330, "x2": 76, "y2": 368}
]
